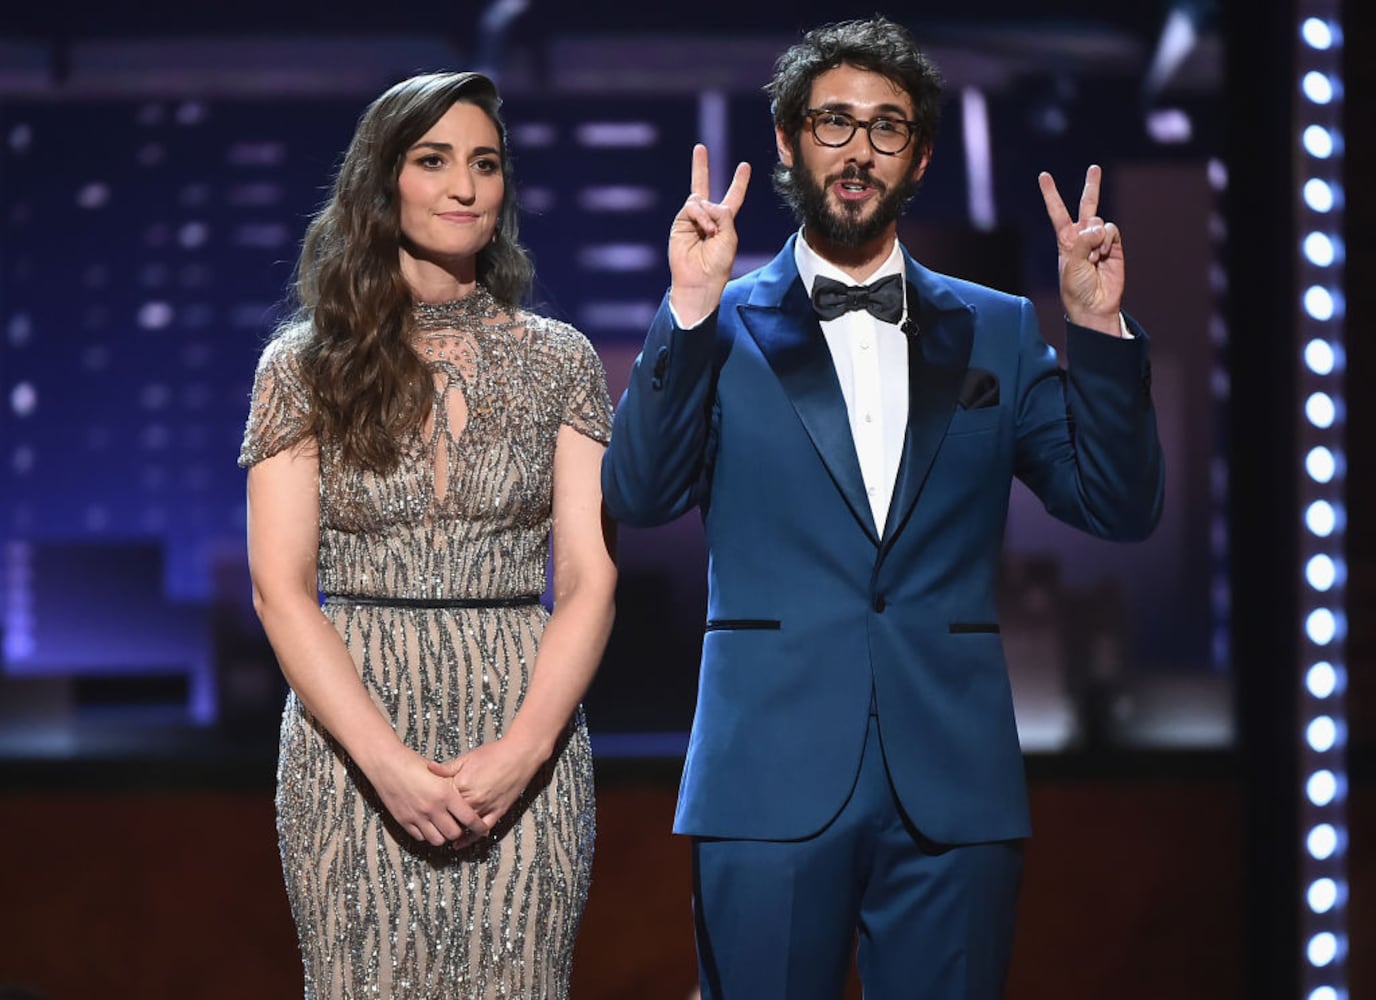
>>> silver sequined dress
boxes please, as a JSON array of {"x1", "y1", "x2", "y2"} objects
[{"x1": 238, "y1": 285, "x2": 612, "y2": 999}]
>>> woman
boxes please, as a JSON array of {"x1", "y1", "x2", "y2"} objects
[{"x1": 239, "y1": 71, "x2": 616, "y2": 998}]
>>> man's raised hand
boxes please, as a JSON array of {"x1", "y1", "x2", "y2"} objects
[
  {"x1": 668, "y1": 143, "x2": 751, "y2": 328},
  {"x1": 1038, "y1": 164, "x2": 1125, "y2": 337}
]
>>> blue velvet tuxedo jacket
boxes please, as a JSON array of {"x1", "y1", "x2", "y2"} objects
[{"x1": 601, "y1": 236, "x2": 1164, "y2": 845}]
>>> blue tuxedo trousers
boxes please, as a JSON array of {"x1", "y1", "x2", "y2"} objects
[{"x1": 692, "y1": 716, "x2": 1022, "y2": 1000}]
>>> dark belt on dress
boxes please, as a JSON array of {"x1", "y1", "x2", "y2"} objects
[{"x1": 322, "y1": 594, "x2": 542, "y2": 609}]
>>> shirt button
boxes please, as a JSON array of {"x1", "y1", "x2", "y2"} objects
[
  {"x1": 867, "y1": 485, "x2": 877, "y2": 496},
  {"x1": 859, "y1": 339, "x2": 871, "y2": 350},
  {"x1": 864, "y1": 412, "x2": 873, "y2": 423}
]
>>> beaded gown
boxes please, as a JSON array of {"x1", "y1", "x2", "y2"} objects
[{"x1": 238, "y1": 286, "x2": 612, "y2": 999}]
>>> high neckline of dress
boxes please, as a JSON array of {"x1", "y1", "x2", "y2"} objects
[{"x1": 410, "y1": 285, "x2": 498, "y2": 332}]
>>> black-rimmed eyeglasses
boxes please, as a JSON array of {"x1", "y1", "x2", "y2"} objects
[{"x1": 804, "y1": 108, "x2": 920, "y2": 156}]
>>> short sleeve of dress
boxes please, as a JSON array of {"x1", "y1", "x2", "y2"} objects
[
  {"x1": 559, "y1": 328, "x2": 613, "y2": 445},
  {"x1": 238, "y1": 325, "x2": 314, "y2": 468}
]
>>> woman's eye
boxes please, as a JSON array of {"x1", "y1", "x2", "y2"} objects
[
  {"x1": 474, "y1": 158, "x2": 500, "y2": 173},
  {"x1": 417, "y1": 154, "x2": 444, "y2": 168}
]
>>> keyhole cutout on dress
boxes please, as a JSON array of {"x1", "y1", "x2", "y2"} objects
[
  {"x1": 431, "y1": 375, "x2": 469, "y2": 505},
  {"x1": 413, "y1": 306, "x2": 513, "y2": 509}
]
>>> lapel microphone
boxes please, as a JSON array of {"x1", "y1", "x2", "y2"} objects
[{"x1": 899, "y1": 272, "x2": 919, "y2": 337}]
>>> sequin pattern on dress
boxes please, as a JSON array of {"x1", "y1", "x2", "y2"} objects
[{"x1": 240, "y1": 285, "x2": 612, "y2": 999}]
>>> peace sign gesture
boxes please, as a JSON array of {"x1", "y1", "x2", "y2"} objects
[
  {"x1": 668, "y1": 143, "x2": 751, "y2": 328},
  {"x1": 1038, "y1": 165, "x2": 1126, "y2": 337}
]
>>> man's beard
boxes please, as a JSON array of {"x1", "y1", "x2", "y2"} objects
[{"x1": 795, "y1": 161, "x2": 916, "y2": 247}]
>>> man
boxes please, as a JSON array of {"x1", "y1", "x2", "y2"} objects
[{"x1": 601, "y1": 16, "x2": 1164, "y2": 1000}]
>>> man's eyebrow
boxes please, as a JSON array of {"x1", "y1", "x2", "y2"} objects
[{"x1": 817, "y1": 101, "x2": 913, "y2": 118}]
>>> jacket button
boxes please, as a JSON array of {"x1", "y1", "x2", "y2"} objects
[{"x1": 873, "y1": 595, "x2": 886, "y2": 613}]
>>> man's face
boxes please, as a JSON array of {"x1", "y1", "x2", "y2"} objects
[{"x1": 778, "y1": 64, "x2": 930, "y2": 247}]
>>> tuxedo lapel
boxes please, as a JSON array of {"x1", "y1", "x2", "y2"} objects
[
  {"x1": 881, "y1": 264, "x2": 975, "y2": 553},
  {"x1": 738, "y1": 243, "x2": 880, "y2": 545}
]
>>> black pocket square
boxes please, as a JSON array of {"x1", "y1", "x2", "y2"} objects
[{"x1": 958, "y1": 367, "x2": 1000, "y2": 409}]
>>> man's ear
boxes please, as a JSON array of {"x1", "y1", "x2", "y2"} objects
[
  {"x1": 775, "y1": 125, "x2": 794, "y2": 168},
  {"x1": 911, "y1": 147, "x2": 932, "y2": 185}
]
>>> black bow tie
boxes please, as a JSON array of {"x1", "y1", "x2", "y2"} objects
[{"x1": 810, "y1": 273, "x2": 905, "y2": 324}]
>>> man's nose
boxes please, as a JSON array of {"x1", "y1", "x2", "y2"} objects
[{"x1": 845, "y1": 135, "x2": 876, "y2": 163}]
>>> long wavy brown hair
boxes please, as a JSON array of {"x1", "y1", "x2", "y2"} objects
[{"x1": 285, "y1": 71, "x2": 533, "y2": 472}]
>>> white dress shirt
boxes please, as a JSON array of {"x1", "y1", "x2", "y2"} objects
[{"x1": 794, "y1": 232, "x2": 910, "y2": 537}]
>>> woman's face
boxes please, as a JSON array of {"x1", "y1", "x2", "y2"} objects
[{"x1": 396, "y1": 101, "x2": 504, "y2": 277}]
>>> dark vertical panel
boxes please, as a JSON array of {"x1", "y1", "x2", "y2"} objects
[
  {"x1": 1341, "y1": 2, "x2": 1375, "y2": 996},
  {"x1": 1223, "y1": 1, "x2": 1299, "y2": 996}
]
